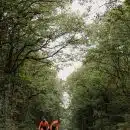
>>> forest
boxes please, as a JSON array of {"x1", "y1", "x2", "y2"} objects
[{"x1": 0, "y1": 0, "x2": 130, "y2": 129}]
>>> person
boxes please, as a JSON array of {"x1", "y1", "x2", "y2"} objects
[
  {"x1": 50, "y1": 120, "x2": 60, "y2": 130},
  {"x1": 38, "y1": 117, "x2": 49, "y2": 130}
]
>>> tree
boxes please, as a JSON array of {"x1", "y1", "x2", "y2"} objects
[
  {"x1": 67, "y1": 1, "x2": 130, "y2": 130},
  {"x1": 0, "y1": 0, "x2": 86, "y2": 129}
]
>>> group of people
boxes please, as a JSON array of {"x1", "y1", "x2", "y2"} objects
[{"x1": 39, "y1": 117, "x2": 60, "y2": 130}]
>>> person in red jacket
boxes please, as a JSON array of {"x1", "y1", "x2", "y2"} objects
[
  {"x1": 50, "y1": 120, "x2": 60, "y2": 130},
  {"x1": 39, "y1": 117, "x2": 49, "y2": 130}
]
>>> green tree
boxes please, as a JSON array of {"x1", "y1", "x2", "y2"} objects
[
  {"x1": 67, "y1": 1, "x2": 130, "y2": 130},
  {"x1": 0, "y1": 0, "x2": 86, "y2": 129}
]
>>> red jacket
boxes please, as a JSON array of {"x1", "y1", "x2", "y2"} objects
[
  {"x1": 50, "y1": 120, "x2": 60, "y2": 130},
  {"x1": 39, "y1": 121, "x2": 49, "y2": 130}
]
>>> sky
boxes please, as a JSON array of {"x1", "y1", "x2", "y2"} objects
[{"x1": 58, "y1": 61, "x2": 82, "y2": 80}]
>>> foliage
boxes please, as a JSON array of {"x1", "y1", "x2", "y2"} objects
[
  {"x1": 67, "y1": 1, "x2": 130, "y2": 130},
  {"x1": 0, "y1": 0, "x2": 86, "y2": 129}
]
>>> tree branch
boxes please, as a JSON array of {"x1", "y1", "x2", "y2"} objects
[{"x1": 28, "y1": 90, "x2": 46, "y2": 100}]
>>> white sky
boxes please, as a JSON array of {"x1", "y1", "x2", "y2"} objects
[{"x1": 58, "y1": 61, "x2": 82, "y2": 80}]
